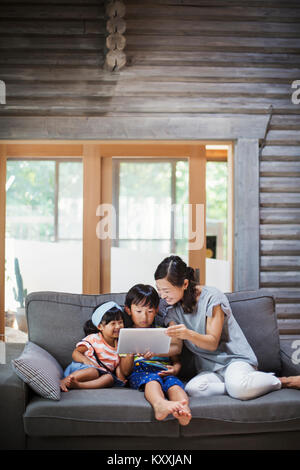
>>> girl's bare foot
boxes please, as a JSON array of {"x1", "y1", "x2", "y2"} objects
[
  {"x1": 67, "y1": 376, "x2": 83, "y2": 389},
  {"x1": 60, "y1": 376, "x2": 72, "y2": 392}
]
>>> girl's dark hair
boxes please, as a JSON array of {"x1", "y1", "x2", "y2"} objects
[
  {"x1": 154, "y1": 255, "x2": 197, "y2": 313},
  {"x1": 83, "y1": 306, "x2": 124, "y2": 336},
  {"x1": 125, "y1": 284, "x2": 160, "y2": 310}
]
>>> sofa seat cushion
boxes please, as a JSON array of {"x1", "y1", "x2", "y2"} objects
[
  {"x1": 182, "y1": 389, "x2": 300, "y2": 436},
  {"x1": 23, "y1": 388, "x2": 179, "y2": 438}
]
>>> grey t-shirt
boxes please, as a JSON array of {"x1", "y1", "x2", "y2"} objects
[{"x1": 160, "y1": 286, "x2": 258, "y2": 374}]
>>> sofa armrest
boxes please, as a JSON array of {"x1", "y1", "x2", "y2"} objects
[
  {"x1": 280, "y1": 345, "x2": 300, "y2": 377},
  {"x1": 0, "y1": 364, "x2": 29, "y2": 450}
]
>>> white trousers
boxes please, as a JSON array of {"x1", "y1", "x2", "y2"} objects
[{"x1": 185, "y1": 361, "x2": 281, "y2": 401}]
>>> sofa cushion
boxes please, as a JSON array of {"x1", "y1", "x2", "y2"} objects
[
  {"x1": 226, "y1": 291, "x2": 281, "y2": 374},
  {"x1": 26, "y1": 292, "x2": 127, "y2": 368},
  {"x1": 23, "y1": 388, "x2": 179, "y2": 438},
  {"x1": 181, "y1": 389, "x2": 300, "y2": 437},
  {"x1": 12, "y1": 341, "x2": 63, "y2": 401}
]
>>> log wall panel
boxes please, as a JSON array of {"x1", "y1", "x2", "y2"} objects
[{"x1": 0, "y1": 0, "x2": 300, "y2": 336}]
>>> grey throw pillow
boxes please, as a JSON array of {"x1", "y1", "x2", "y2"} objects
[{"x1": 12, "y1": 341, "x2": 63, "y2": 400}]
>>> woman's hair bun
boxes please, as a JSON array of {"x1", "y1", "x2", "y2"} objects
[{"x1": 186, "y1": 266, "x2": 195, "y2": 280}]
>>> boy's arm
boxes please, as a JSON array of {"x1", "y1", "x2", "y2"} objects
[{"x1": 158, "y1": 354, "x2": 182, "y2": 377}]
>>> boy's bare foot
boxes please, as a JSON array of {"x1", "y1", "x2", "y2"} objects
[
  {"x1": 60, "y1": 376, "x2": 72, "y2": 392},
  {"x1": 152, "y1": 398, "x2": 179, "y2": 421},
  {"x1": 152, "y1": 398, "x2": 191, "y2": 425},
  {"x1": 173, "y1": 399, "x2": 192, "y2": 426}
]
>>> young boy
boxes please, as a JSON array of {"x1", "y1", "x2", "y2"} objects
[{"x1": 120, "y1": 284, "x2": 191, "y2": 426}]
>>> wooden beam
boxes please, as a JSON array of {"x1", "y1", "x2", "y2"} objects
[
  {"x1": 82, "y1": 144, "x2": 102, "y2": 294},
  {"x1": 0, "y1": 115, "x2": 269, "y2": 140},
  {"x1": 0, "y1": 145, "x2": 6, "y2": 341},
  {"x1": 227, "y1": 144, "x2": 234, "y2": 293},
  {"x1": 6, "y1": 143, "x2": 83, "y2": 158},
  {"x1": 188, "y1": 144, "x2": 206, "y2": 285},
  {"x1": 234, "y1": 138, "x2": 260, "y2": 291},
  {"x1": 100, "y1": 156, "x2": 112, "y2": 294}
]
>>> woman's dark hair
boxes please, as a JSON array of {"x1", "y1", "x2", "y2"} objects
[
  {"x1": 154, "y1": 255, "x2": 197, "y2": 313},
  {"x1": 125, "y1": 284, "x2": 160, "y2": 310},
  {"x1": 83, "y1": 306, "x2": 124, "y2": 336}
]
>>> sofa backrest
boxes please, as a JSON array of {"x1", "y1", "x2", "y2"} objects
[
  {"x1": 25, "y1": 289, "x2": 282, "y2": 374},
  {"x1": 26, "y1": 291, "x2": 127, "y2": 369},
  {"x1": 226, "y1": 290, "x2": 281, "y2": 375}
]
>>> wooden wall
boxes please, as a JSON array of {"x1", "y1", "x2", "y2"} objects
[{"x1": 0, "y1": 0, "x2": 300, "y2": 338}]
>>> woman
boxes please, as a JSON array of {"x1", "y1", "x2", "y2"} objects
[{"x1": 154, "y1": 255, "x2": 281, "y2": 400}]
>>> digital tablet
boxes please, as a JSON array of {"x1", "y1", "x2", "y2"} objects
[{"x1": 117, "y1": 328, "x2": 171, "y2": 355}]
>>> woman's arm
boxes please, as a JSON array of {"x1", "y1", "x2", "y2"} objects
[{"x1": 166, "y1": 305, "x2": 225, "y2": 352}]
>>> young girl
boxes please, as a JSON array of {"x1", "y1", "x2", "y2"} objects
[
  {"x1": 60, "y1": 301, "x2": 126, "y2": 391},
  {"x1": 155, "y1": 255, "x2": 282, "y2": 401},
  {"x1": 120, "y1": 284, "x2": 192, "y2": 426}
]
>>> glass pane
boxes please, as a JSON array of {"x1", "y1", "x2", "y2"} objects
[
  {"x1": 5, "y1": 160, "x2": 83, "y2": 343},
  {"x1": 118, "y1": 162, "x2": 172, "y2": 241},
  {"x1": 6, "y1": 160, "x2": 55, "y2": 241},
  {"x1": 58, "y1": 162, "x2": 83, "y2": 240},
  {"x1": 206, "y1": 160, "x2": 230, "y2": 292},
  {"x1": 111, "y1": 160, "x2": 189, "y2": 292},
  {"x1": 175, "y1": 160, "x2": 189, "y2": 256}
]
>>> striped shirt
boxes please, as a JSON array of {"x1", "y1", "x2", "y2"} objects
[{"x1": 77, "y1": 333, "x2": 120, "y2": 372}]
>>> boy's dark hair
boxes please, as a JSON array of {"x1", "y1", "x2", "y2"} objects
[
  {"x1": 125, "y1": 284, "x2": 160, "y2": 310},
  {"x1": 154, "y1": 255, "x2": 197, "y2": 313},
  {"x1": 83, "y1": 306, "x2": 124, "y2": 336}
]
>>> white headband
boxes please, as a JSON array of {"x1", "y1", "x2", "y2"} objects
[{"x1": 91, "y1": 301, "x2": 123, "y2": 327}]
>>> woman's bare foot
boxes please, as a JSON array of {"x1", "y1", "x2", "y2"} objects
[
  {"x1": 60, "y1": 376, "x2": 72, "y2": 392},
  {"x1": 279, "y1": 376, "x2": 300, "y2": 389}
]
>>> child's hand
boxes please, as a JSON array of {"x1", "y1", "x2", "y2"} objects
[
  {"x1": 142, "y1": 350, "x2": 155, "y2": 360},
  {"x1": 158, "y1": 363, "x2": 181, "y2": 377}
]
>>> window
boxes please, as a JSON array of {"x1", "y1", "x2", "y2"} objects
[{"x1": 5, "y1": 159, "x2": 83, "y2": 341}]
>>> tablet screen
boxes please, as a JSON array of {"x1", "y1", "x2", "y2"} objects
[{"x1": 117, "y1": 328, "x2": 171, "y2": 355}]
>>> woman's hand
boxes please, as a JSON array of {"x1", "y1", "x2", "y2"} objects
[{"x1": 166, "y1": 323, "x2": 190, "y2": 340}]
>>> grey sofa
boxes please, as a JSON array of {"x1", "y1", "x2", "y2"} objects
[{"x1": 1, "y1": 289, "x2": 300, "y2": 451}]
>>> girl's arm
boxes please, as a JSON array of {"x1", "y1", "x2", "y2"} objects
[
  {"x1": 72, "y1": 345, "x2": 96, "y2": 366},
  {"x1": 166, "y1": 305, "x2": 225, "y2": 352},
  {"x1": 119, "y1": 354, "x2": 135, "y2": 377}
]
